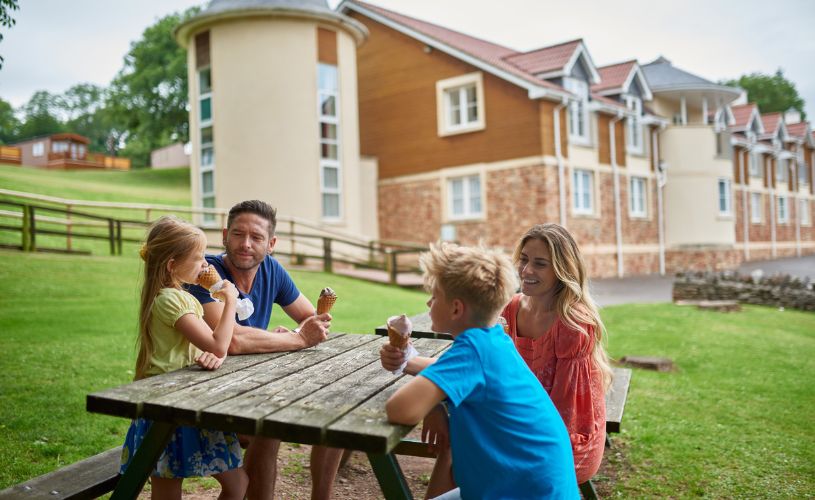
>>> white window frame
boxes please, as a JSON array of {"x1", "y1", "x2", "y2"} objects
[
  {"x1": 628, "y1": 176, "x2": 647, "y2": 218},
  {"x1": 776, "y1": 158, "x2": 788, "y2": 183},
  {"x1": 572, "y1": 168, "x2": 595, "y2": 215},
  {"x1": 318, "y1": 63, "x2": 342, "y2": 221},
  {"x1": 197, "y1": 65, "x2": 216, "y2": 225},
  {"x1": 625, "y1": 96, "x2": 643, "y2": 155},
  {"x1": 446, "y1": 174, "x2": 483, "y2": 221},
  {"x1": 436, "y1": 72, "x2": 485, "y2": 137},
  {"x1": 800, "y1": 198, "x2": 811, "y2": 226},
  {"x1": 748, "y1": 151, "x2": 760, "y2": 178},
  {"x1": 750, "y1": 192, "x2": 763, "y2": 224},
  {"x1": 564, "y1": 77, "x2": 590, "y2": 145},
  {"x1": 32, "y1": 142, "x2": 44, "y2": 157},
  {"x1": 717, "y1": 178, "x2": 732, "y2": 216},
  {"x1": 776, "y1": 195, "x2": 789, "y2": 223}
]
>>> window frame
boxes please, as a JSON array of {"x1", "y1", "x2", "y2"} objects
[
  {"x1": 750, "y1": 192, "x2": 763, "y2": 224},
  {"x1": 799, "y1": 198, "x2": 811, "y2": 226},
  {"x1": 572, "y1": 168, "x2": 595, "y2": 215},
  {"x1": 32, "y1": 142, "x2": 44, "y2": 157},
  {"x1": 624, "y1": 95, "x2": 643, "y2": 155},
  {"x1": 628, "y1": 175, "x2": 648, "y2": 218},
  {"x1": 776, "y1": 195, "x2": 789, "y2": 223},
  {"x1": 446, "y1": 173, "x2": 484, "y2": 221},
  {"x1": 564, "y1": 77, "x2": 591, "y2": 145},
  {"x1": 717, "y1": 178, "x2": 732, "y2": 217},
  {"x1": 318, "y1": 63, "x2": 342, "y2": 221},
  {"x1": 436, "y1": 72, "x2": 486, "y2": 137}
]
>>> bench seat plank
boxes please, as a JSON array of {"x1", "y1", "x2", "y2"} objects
[{"x1": 606, "y1": 367, "x2": 631, "y2": 434}]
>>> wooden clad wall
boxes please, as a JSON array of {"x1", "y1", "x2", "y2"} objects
[
  {"x1": 195, "y1": 31, "x2": 210, "y2": 68},
  {"x1": 538, "y1": 101, "x2": 567, "y2": 158},
  {"x1": 596, "y1": 114, "x2": 626, "y2": 166},
  {"x1": 350, "y1": 12, "x2": 547, "y2": 179},
  {"x1": 733, "y1": 148, "x2": 743, "y2": 183},
  {"x1": 317, "y1": 27, "x2": 338, "y2": 64},
  {"x1": 615, "y1": 119, "x2": 626, "y2": 167}
]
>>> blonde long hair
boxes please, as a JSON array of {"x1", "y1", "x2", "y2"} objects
[
  {"x1": 135, "y1": 216, "x2": 205, "y2": 380},
  {"x1": 513, "y1": 224, "x2": 613, "y2": 391}
]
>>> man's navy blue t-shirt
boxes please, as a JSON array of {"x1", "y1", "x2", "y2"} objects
[{"x1": 185, "y1": 254, "x2": 300, "y2": 329}]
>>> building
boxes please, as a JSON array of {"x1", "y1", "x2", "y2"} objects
[
  {"x1": 9, "y1": 133, "x2": 130, "y2": 170},
  {"x1": 175, "y1": 0, "x2": 377, "y2": 237},
  {"x1": 150, "y1": 142, "x2": 190, "y2": 169}
]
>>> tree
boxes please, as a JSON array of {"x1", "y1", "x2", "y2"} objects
[
  {"x1": 16, "y1": 90, "x2": 64, "y2": 140},
  {"x1": 106, "y1": 7, "x2": 199, "y2": 166},
  {"x1": 0, "y1": 96, "x2": 20, "y2": 143},
  {"x1": 58, "y1": 83, "x2": 111, "y2": 152},
  {"x1": 724, "y1": 70, "x2": 806, "y2": 120},
  {"x1": 0, "y1": 0, "x2": 20, "y2": 69}
]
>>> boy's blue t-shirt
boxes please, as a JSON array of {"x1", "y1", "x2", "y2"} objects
[
  {"x1": 419, "y1": 325, "x2": 579, "y2": 500},
  {"x1": 185, "y1": 254, "x2": 300, "y2": 329}
]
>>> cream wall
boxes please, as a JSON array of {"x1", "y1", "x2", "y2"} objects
[{"x1": 662, "y1": 125, "x2": 735, "y2": 246}]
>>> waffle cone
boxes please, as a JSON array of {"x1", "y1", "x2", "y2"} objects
[
  {"x1": 198, "y1": 266, "x2": 221, "y2": 290},
  {"x1": 387, "y1": 326, "x2": 409, "y2": 349},
  {"x1": 317, "y1": 295, "x2": 336, "y2": 315}
]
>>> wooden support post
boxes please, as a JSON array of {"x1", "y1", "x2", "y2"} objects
[
  {"x1": 323, "y1": 237, "x2": 333, "y2": 273},
  {"x1": 388, "y1": 251, "x2": 398, "y2": 285},
  {"x1": 116, "y1": 220, "x2": 123, "y2": 255},
  {"x1": 369, "y1": 241, "x2": 375, "y2": 265},
  {"x1": 21, "y1": 205, "x2": 30, "y2": 251},
  {"x1": 145, "y1": 208, "x2": 151, "y2": 222},
  {"x1": 110, "y1": 421, "x2": 175, "y2": 500},
  {"x1": 367, "y1": 453, "x2": 413, "y2": 500},
  {"x1": 28, "y1": 205, "x2": 36, "y2": 251},
  {"x1": 108, "y1": 219, "x2": 115, "y2": 255},
  {"x1": 66, "y1": 204, "x2": 73, "y2": 251}
]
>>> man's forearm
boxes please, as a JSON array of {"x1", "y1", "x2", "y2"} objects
[{"x1": 228, "y1": 324, "x2": 308, "y2": 355}]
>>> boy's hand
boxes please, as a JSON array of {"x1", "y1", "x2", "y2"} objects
[
  {"x1": 421, "y1": 404, "x2": 449, "y2": 454},
  {"x1": 195, "y1": 351, "x2": 225, "y2": 370},
  {"x1": 380, "y1": 343, "x2": 407, "y2": 372},
  {"x1": 298, "y1": 313, "x2": 331, "y2": 347}
]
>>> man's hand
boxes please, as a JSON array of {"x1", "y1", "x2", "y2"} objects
[
  {"x1": 421, "y1": 404, "x2": 449, "y2": 455},
  {"x1": 298, "y1": 313, "x2": 331, "y2": 347},
  {"x1": 195, "y1": 351, "x2": 225, "y2": 370},
  {"x1": 380, "y1": 343, "x2": 408, "y2": 372}
]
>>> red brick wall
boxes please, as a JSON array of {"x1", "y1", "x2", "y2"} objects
[
  {"x1": 665, "y1": 248, "x2": 742, "y2": 273},
  {"x1": 377, "y1": 178, "x2": 441, "y2": 245},
  {"x1": 567, "y1": 171, "x2": 617, "y2": 247},
  {"x1": 620, "y1": 176, "x2": 659, "y2": 244}
]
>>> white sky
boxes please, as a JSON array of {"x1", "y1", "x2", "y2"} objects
[{"x1": 1, "y1": 0, "x2": 814, "y2": 120}]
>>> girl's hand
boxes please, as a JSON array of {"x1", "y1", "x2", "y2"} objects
[
  {"x1": 195, "y1": 351, "x2": 225, "y2": 370},
  {"x1": 421, "y1": 404, "x2": 449, "y2": 455},
  {"x1": 380, "y1": 343, "x2": 408, "y2": 372},
  {"x1": 212, "y1": 280, "x2": 239, "y2": 303}
]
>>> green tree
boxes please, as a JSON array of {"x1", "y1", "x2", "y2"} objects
[
  {"x1": 724, "y1": 70, "x2": 806, "y2": 120},
  {"x1": 0, "y1": 0, "x2": 20, "y2": 69},
  {"x1": 107, "y1": 7, "x2": 199, "y2": 166},
  {"x1": 17, "y1": 90, "x2": 64, "y2": 139},
  {"x1": 59, "y1": 83, "x2": 111, "y2": 152},
  {"x1": 0, "y1": 97, "x2": 20, "y2": 143}
]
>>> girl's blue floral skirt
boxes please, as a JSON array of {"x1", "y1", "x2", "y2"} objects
[{"x1": 120, "y1": 418, "x2": 243, "y2": 478}]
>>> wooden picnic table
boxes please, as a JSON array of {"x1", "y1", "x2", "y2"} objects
[{"x1": 86, "y1": 333, "x2": 450, "y2": 500}]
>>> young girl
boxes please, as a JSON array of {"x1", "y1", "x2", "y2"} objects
[
  {"x1": 120, "y1": 216, "x2": 247, "y2": 499},
  {"x1": 501, "y1": 223, "x2": 613, "y2": 484}
]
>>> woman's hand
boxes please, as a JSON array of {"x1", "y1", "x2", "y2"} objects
[
  {"x1": 195, "y1": 351, "x2": 225, "y2": 370},
  {"x1": 380, "y1": 343, "x2": 408, "y2": 372},
  {"x1": 421, "y1": 404, "x2": 449, "y2": 455},
  {"x1": 212, "y1": 279, "x2": 239, "y2": 303}
]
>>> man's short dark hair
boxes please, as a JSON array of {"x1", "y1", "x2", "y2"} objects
[{"x1": 227, "y1": 200, "x2": 277, "y2": 236}]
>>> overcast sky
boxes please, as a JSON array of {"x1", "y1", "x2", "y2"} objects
[{"x1": 1, "y1": 0, "x2": 814, "y2": 120}]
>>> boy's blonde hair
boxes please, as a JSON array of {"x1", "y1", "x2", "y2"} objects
[
  {"x1": 420, "y1": 242, "x2": 518, "y2": 326},
  {"x1": 513, "y1": 224, "x2": 613, "y2": 391},
  {"x1": 135, "y1": 216, "x2": 206, "y2": 380}
]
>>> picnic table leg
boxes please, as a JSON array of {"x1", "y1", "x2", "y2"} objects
[
  {"x1": 111, "y1": 421, "x2": 175, "y2": 500},
  {"x1": 367, "y1": 453, "x2": 414, "y2": 500}
]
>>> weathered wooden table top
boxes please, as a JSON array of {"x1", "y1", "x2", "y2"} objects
[{"x1": 87, "y1": 333, "x2": 450, "y2": 455}]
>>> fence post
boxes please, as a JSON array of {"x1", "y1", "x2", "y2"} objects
[
  {"x1": 28, "y1": 205, "x2": 36, "y2": 251},
  {"x1": 66, "y1": 204, "x2": 73, "y2": 252},
  {"x1": 323, "y1": 237, "x2": 333, "y2": 273},
  {"x1": 145, "y1": 208, "x2": 151, "y2": 222},
  {"x1": 108, "y1": 219, "x2": 115, "y2": 255},
  {"x1": 21, "y1": 205, "x2": 31, "y2": 251},
  {"x1": 388, "y1": 251, "x2": 398, "y2": 285},
  {"x1": 290, "y1": 220, "x2": 296, "y2": 266},
  {"x1": 368, "y1": 241, "x2": 375, "y2": 265},
  {"x1": 116, "y1": 220, "x2": 123, "y2": 255}
]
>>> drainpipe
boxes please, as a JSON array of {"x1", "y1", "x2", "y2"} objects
[
  {"x1": 553, "y1": 99, "x2": 568, "y2": 227},
  {"x1": 653, "y1": 127, "x2": 666, "y2": 275},
  {"x1": 795, "y1": 160, "x2": 802, "y2": 257},
  {"x1": 769, "y1": 154, "x2": 777, "y2": 258},
  {"x1": 741, "y1": 148, "x2": 750, "y2": 260},
  {"x1": 610, "y1": 112, "x2": 625, "y2": 278}
]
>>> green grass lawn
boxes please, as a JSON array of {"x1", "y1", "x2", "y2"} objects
[{"x1": 0, "y1": 249, "x2": 812, "y2": 496}]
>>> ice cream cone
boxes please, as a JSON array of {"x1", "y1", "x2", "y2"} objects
[
  {"x1": 386, "y1": 314, "x2": 412, "y2": 349},
  {"x1": 317, "y1": 287, "x2": 337, "y2": 315},
  {"x1": 198, "y1": 265, "x2": 222, "y2": 290},
  {"x1": 387, "y1": 326, "x2": 409, "y2": 349}
]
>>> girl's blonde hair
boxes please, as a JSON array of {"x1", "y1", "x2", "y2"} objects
[
  {"x1": 135, "y1": 216, "x2": 206, "y2": 380},
  {"x1": 513, "y1": 224, "x2": 613, "y2": 391}
]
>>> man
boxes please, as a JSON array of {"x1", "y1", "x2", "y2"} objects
[{"x1": 187, "y1": 199, "x2": 343, "y2": 500}]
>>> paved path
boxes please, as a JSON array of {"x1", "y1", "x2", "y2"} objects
[{"x1": 736, "y1": 254, "x2": 815, "y2": 281}]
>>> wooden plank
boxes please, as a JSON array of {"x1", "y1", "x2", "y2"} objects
[
  {"x1": 0, "y1": 447, "x2": 120, "y2": 500},
  {"x1": 86, "y1": 334, "x2": 345, "y2": 419},
  {"x1": 264, "y1": 338, "x2": 451, "y2": 450},
  {"x1": 606, "y1": 367, "x2": 631, "y2": 434},
  {"x1": 142, "y1": 333, "x2": 379, "y2": 427},
  {"x1": 197, "y1": 334, "x2": 393, "y2": 435}
]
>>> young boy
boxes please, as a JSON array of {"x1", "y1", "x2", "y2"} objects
[{"x1": 382, "y1": 243, "x2": 579, "y2": 499}]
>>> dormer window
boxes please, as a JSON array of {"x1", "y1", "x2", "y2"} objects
[
  {"x1": 436, "y1": 72, "x2": 485, "y2": 136},
  {"x1": 564, "y1": 78, "x2": 590, "y2": 145},
  {"x1": 625, "y1": 95, "x2": 643, "y2": 154}
]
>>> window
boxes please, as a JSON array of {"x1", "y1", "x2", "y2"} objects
[
  {"x1": 436, "y1": 73, "x2": 485, "y2": 136},
  {"x1": 800, "y1": 199, "x2": 811, "y2": 225},
  {"x1": 32, "y1": 142, "x2": 44, "y2": 157},
  {"x1": 777, "y1": 196, "x2": 788, "y2": 223},
  {"x1": 718, "y1": 178, "x2": 732, "y2": 216},
  {"x1": 564, "y1": 78, "x2": 590, "y2": 144},
  {"x1": 318, "y1": 63, "x2": 341, "y2": 220},
  {"x1": 748, "y1": 151, "x2": 761, "y2": 178},
  {"x1": 625, "y1": 96, "x2": 643, "y2": 154},
  {"x1": 776, "y1": 158, "x2": 788, "y2": 183},
  {"x1": 447, "y1": 174, "x2": 482, "y2": 219},
  {"x1": 798, "y1": 159, "x2": 809, "y2": 185},
  {"x1": 750, "y1": 192, "x2": 762, "y2": 223},
  {"x1": 572, "y1": 169, "x2": 594, "y2": 215},
  {"x1": 629, "y1": 176, "x2": 647, "y2": 217}
]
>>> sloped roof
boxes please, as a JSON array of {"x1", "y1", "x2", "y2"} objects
[
  {"x1": 730, "y1": 103, "x2": 759, "y2": 129},
  {"x1": 761, "y1": 112, "x2": 782, "y2": 134},
  {"x1": 642, "y1": 56, "x2": 741, "y2": 97},
  {"x1": 592, "y1": 60, "x2": 637, "y2": 92},
  {"x1": 786, "y1": 121, "x2": 810, "y2": 138},
  {"x1": 502, "y1": 39, "x2": 582, "y2": 75}
]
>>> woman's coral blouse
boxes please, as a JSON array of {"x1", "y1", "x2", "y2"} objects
[{"x1": 501, "y1": 294, "x2": 606, "y2": 484}]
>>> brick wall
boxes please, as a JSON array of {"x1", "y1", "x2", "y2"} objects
[
  {"x1": 377, "y1": 178, "x2": 441, "y2": 244},
  {"x1": 665, "y1": 247, "x2": 742, "y2": 274}
]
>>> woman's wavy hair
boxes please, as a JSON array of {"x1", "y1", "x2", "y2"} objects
[
  {"x1": 135, "y1": 216, "x2": 205, "y2": 380},
  {"x1": 513, "y1": 223, "x2": 613, "y2": 391}
]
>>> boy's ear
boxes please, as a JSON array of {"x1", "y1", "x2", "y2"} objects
[{"x1": 450, "y1": 298, "x2": 466, "y2": 320}]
